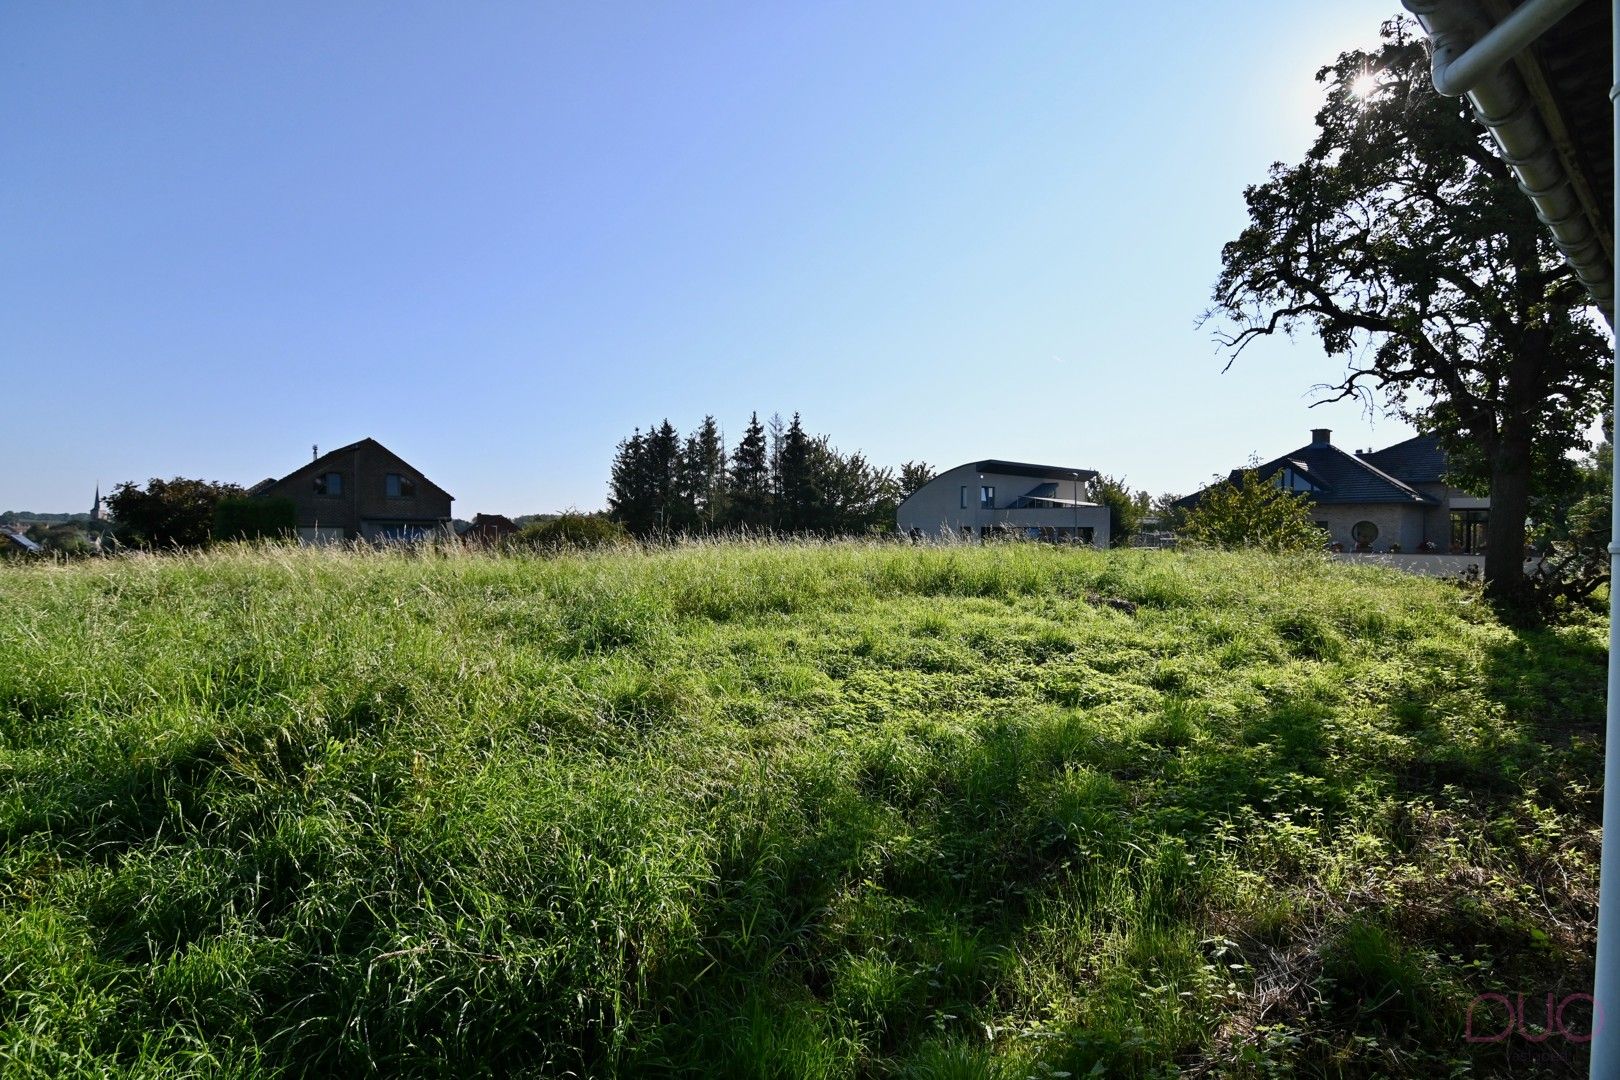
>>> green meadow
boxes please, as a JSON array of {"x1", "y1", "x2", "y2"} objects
[{"x1": 0, "y1": 543, "x2": 1604, "y2": 1077}]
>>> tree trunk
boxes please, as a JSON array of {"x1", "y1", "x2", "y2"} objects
[{"x1": 1484, "y1": 420, "x2": 1532, "y2": 611}]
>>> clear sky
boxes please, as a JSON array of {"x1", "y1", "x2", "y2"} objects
[{"x1": 4, "y1": 1, "x2": 1413, "y2": 516}]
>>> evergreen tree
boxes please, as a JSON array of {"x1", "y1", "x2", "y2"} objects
[
  {"x1": 767, "y1": 413, "x2": 786, "y2": 526},
  {"x1": 643, "y1": 420, "x2": 684, "y2": 535},
  {"x1": 776, "y1": 413, "x2": 815, "y2": 531},
  {"x1": 610, "y1": 411, "x2": 912, "y2": 537},
  {"x1": 607, "y1": 422, "x2": 684, "y2": 537},
  {"x1": 678, "y1": 416, "x2": 727, "y2": 532},
  {"x1": 607, "y1": 428, "x2": 653, "y2": 534},
  {"x1": 728, "y1": 412, "x2": 771, "y2": 529}
]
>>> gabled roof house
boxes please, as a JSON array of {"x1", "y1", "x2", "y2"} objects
[
  {"x1": 1178, "y1": 428, "x2": 1488, "y2": 554},
  {"x1": 459, "y1": 513, "x2": 519, "y2": 544},
  {"x1": 249, "y1": 438, "x2": 453, "y2": 543}
]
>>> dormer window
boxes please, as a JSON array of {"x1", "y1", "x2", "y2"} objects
[
  {"x1": 1272, "y1": 466, "x2": 1317, "y2": 493},
  {"x1": 386, "y1": 473, "x2": 417, "y2": 499},
  {"x1": 314, "y1": 472, "x2": 343, "y2": 496}
]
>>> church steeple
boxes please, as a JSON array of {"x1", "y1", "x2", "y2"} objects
[{"x1": 90, "y1": 485, "x2": 105, "y2": 522}]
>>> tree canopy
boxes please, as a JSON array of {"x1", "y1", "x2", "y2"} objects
[
  {"x1": 1088, "y1": 475, "x2": 1150, "y2": 548},
  {"x1": 107, "y1": 477, "x2": 245, "y2": 549},
  {"x1": 898, "y1": 462, "x2": 936, "y2": 501}
]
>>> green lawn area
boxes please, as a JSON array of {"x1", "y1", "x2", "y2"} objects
[{"x1": 0, "y1": 543, "x2": 1604, "y2": 1077}]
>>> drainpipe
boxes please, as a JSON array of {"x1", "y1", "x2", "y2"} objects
[
  {"x1": 1418, "y1": 0, "x2": 1585, "y2": 94},
  {"x1": 353, "y1": 446, "x2": 361, "y2": 542},
  {"x1": 1403, "y1": 0, "x2": 1614, "y2": 320},
  {"x1": 1596, "y1": 8, "x2": 1620, "y2": 1075},
  {"x1": 1073, "y1": 471, "x2": 1082, "y2": 544}
]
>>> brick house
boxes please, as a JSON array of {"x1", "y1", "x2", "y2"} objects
[
  {"x1": 1177, "y1": 429, "x2": 1488, "y2": 555},
  {"x1": 248, "y1": 438, "x2": 453, "y2": 543},
  {"x1": 459, "y1": 513, "x2": 519, "y2": 545}
]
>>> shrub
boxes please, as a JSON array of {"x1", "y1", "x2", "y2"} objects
[
  {"x1": 212, "y1": 497, "x2": 296, "y2": 542},
  {"x1": 514, "y1": 512, "x2": 628, "y2": 551},
  {"x1": 1179, "y1": 470, "x2": 1325, "y2": 553}
]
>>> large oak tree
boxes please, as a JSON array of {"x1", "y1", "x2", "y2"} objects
[{"x1": 1211, "y1": 19, "x2": 1609, "y2": 608}]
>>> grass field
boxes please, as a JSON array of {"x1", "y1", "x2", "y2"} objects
[{"x1": 0, "y1": 542, "x2": 1605, "y2": 1077}]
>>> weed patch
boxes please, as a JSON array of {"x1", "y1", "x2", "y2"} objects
[{"x1": 0, "y1": 542, "x2": 1601, "y2": 1076}]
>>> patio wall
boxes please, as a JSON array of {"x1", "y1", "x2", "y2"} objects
[{"x1": 1330, "y1": 552, "x2": 1539, "y2": 578}]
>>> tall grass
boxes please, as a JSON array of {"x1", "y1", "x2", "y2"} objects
[{"x1": 0, "y1": 541, "x2": 1603, "y2": 1076}]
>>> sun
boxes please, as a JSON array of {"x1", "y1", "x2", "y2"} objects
[{"x1": 1351, "y1": 71, "x2": 1381, "y2": 101}]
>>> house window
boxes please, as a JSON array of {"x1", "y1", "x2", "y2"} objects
[
  {"x1": 1451, "y1": 510, "x2": 1488, "y2": 555},
  {"x1": 1351, "y1": 520, "x2": 1378, "y2": 548},
  {"x1": 314, "y1": 472, "x2": 343, "y2": 496},
  {"x1": 1273, "y1": 466, "x2": 1317, "y2": 492},
  {"x1": 386, "y1": 473, "x2": 417, "y2": 499},
  {"x1": 980, "y1": 485, "x2": 995, "y2": 510},
  {"x1": 960, "y1": 486, "x2": 968, "y2": 510}
]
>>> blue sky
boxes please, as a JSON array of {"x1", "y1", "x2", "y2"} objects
[{"x1": 3, "y1": 1, "x2": 1411, "y2": 516}]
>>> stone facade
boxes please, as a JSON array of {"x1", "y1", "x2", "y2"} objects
[
  {"x1": 1310, "y1": 486, "x2": 1485, "y2": 552},
  {"x1": 1312, "y1": 503, "x2": 1427, "y2": 552}
]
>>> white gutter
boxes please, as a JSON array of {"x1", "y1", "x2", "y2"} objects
[
  {"x1": 1420, "y1": 0, "x2": 1587, "y2": 94},
  {"x1": 1404, "y1": 0, "x2": 1614, "y2": 319},
  {"x1": 1402, "y1": 3, "x2": 1616, "y2": 1075}
]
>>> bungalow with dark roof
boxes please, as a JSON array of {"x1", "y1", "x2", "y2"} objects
[{"x1": 1177, "y1": 429, "x2": 1488, "y2": 555}]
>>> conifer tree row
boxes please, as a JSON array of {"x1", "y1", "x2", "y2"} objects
[{"x1": 606, "y1": 414, "x2": 934, "y2": 537}]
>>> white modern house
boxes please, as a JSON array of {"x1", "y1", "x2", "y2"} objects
[{"x1": 896, "y1": 460, "x2": 1110, "y2": 545}]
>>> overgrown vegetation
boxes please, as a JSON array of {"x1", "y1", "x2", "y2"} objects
[
  {"x1": 515, "y1": 512, "x2": 630, "y2": 551},
  {"x1": 106, "y1": 477, "x2": 245, "y2": 550},
  {"x1": 211, "y1": 497, "x2": 296, "y2": 544},
  {"x1": 0, "y1": 543, "x2": 1602, "y2": 1076},
  {"x1": 1531, "y1": 425, "x2": 1613, "y2": 606}
]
